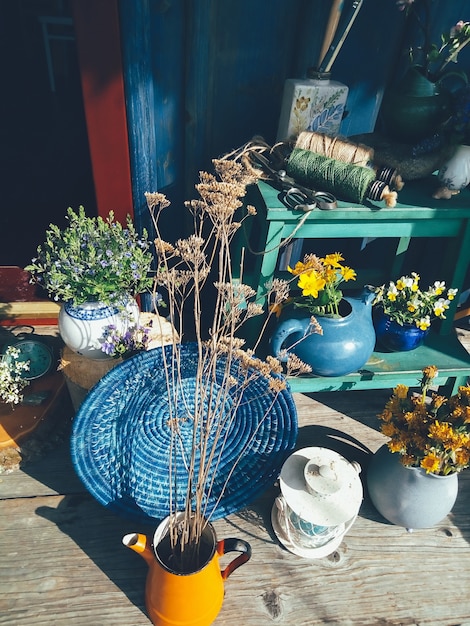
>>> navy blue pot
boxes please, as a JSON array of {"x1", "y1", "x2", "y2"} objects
[{"x1": 374, "y1": 310, "x2": 429, "y2": 352}]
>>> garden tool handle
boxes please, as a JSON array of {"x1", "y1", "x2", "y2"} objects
[{"x1": 217, "y1": 538, "x2": 252, "y2": 580}]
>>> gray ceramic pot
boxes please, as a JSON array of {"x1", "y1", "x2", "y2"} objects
[{"x1": 367, "y1": 444, "x2": 458, "y2": 530}]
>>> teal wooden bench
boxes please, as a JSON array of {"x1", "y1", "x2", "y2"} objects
[{"x1": 235, "y1": 177, "x2": 470, "y2": 394}]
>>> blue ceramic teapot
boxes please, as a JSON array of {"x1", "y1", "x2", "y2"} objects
[{"x1": 270, "y1": 286, "x2": 376, "y2": 377}]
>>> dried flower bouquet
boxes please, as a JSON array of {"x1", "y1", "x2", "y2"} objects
[{"x1": 145, "y1": 158, "x2": 309, "y2": 565}]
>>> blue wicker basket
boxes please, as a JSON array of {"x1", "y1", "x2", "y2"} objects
[{"x1": 70, "y1": 342, "x2": 298, "y2": 522}]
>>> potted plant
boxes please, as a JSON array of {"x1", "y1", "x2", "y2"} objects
[
  {"x1": 97, "y1": 311, "x2": 178, "y2": 359},
  {"x1": 70, "y1": 159, "x2": 311, "y2": 626},
  {"x1": 270, "y1": 252, "x2": 376, "y2": 377},
  {"x1": 367, "y1": 365, "x2": 470, "y2": 529},
  {"x1": 25, "y1": 207, "x2": 154, "y2": 359},
  {"x1": 394, "y1": 2, "x2": 470, "y2": 83},
  {"x1": 381, "y1": 1, "x2": 470, "y2": 142},
  {"x1": 373, "y1": 272, "x2": 458, "y2": 351}
]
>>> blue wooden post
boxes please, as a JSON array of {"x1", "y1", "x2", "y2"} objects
[{"x1": 119, "y1": 0, "x2": 185, "y2": 227}]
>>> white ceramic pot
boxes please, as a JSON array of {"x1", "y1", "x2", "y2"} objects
[
  {"x1": 58, "y1": 294, "x2": 139, "y2": 360},
  {"x1": 437, "y1": 145, "x2": 470, "y2": 194}
]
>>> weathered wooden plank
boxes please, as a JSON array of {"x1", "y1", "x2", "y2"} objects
[
  {"x1": 2, "y1": 476, "x2": 470, "y2": 626},
  {"x1": 0, "y1": 434, "x2": 84, "y2": 499},
  {"x1": 1, "y1": 333, "x2": 470, "y2": 625},
  {"x1": 0, "y1": 493, "x2": 151, "y2": 625}
]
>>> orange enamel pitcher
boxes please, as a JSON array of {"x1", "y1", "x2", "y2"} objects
[{"x1": 123, "y1": 515, "x2": 251, "y2": 626}]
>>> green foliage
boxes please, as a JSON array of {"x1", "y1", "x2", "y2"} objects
[{"x1": 25, "y1": 207, "x2": 153, "y2": 305}]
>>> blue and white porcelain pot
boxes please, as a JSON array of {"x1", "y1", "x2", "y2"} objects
[{"x1": 58, "y1": 293, "x2": 139, "y2": 360}]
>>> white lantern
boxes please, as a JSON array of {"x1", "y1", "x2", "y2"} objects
[{"x1": 272, "y1": 447, "x2": 363, "y2": 558}]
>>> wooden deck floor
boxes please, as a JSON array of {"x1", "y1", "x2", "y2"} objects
[{"x1": 1, "y1": 323, "x2": 470, "y2": 625}]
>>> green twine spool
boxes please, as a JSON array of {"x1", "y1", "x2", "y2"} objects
[{"x1": 286, "y1": 147, "x2": 377, "y2": 203}]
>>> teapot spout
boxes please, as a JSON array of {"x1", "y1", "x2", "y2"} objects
[
  {"x1": 122, "y1": 532, "x2": 154, "y2": 567},
  {"x1": 362, "y1": 285, "x2": 377, "y2": 306}
]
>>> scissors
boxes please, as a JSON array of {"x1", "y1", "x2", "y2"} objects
[{"x1": 250, "y1": 152, "x2": 337, "y2": 211}]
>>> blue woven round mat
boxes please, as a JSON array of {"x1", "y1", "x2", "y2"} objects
[{"x1": 70, "y1": 343, "x2": 298, "y2": 522}]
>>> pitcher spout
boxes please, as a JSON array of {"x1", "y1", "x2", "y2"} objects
[{"x1": 123, "y1": 532, "x2": 154, "y2": 567}]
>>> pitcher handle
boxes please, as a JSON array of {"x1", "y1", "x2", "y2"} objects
[{"x1": 217, "y1": 538, "x2": 252, "y2": 580}]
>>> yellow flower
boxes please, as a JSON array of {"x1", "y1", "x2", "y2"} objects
[
  {"x1": 459, "y1": 385, "x2": 470, "y2": 399},
  {"x1": 395, "y1": 384, "x2": 409, "y2": 399},
  {"x1": 430, "y1": 395, "x2": 447, "y2": 412},
  {"x1": 420, "y1": 453, "x2": 441, "y2": 474},
  {"x1": 322, "y1": 252, "x2": 344, "y2": 267},
  {"x1": 381, "y1": 422, "x2": 398, "y2": 437},
  {"x1": 448, "y1": 288, "x2": 458, "y2": 300},
  {"x1": 455, "y1": 449, "x2": 470, "y2": 466},
  {"x1": 433, "y1": 298, "x2": 449, "y2": 317},
  {"x1": 388, "y1": 439, "x2": 405, "y2": 453},
  {"x1": 428, "y1": 420, "x2": 453, "y2": 441},
  {"x1": 416, "y1": 315, "x2": 431, "y2": 330},
  {"x1": 340, "y1": 265, "x2": 357, "y2": 281},
  {"x1": 287, "y1": 261, "x2": 306, "y2": 276},
  {"x1": 423, "y1": 365, "x2": 438, "y2": 380},
  {"x1": 324, "y1": 266, "x2": 337, "y2": 284},
  {"x1": 297, "y1": 271, "x2": 326, "y2": 298},
  {"x1": 289, "y1": 251, "x2": 355, "y2": 316}
]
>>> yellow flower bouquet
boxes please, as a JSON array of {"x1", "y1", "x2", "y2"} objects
[
  {"x1": 287, "y1": 252, "x2": 357, "y2": 317},
  {"x1": 378, "y1": 366, "x2": 470, "y2": 475},
  {"x1": 373, "y1": 272, "x2": 458, "y2": 330}
]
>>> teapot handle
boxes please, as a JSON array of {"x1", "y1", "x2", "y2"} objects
[
  {"x1": 270, "y1": 318, "x2": 306, "y2": 361},
  {"x1": 217, "y1": 538, "x2": 252, "y2": 580}
]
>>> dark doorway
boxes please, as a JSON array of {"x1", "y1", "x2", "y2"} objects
[{"x1": 0, "y1": 0, "x2": 96, "y2": 269}]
